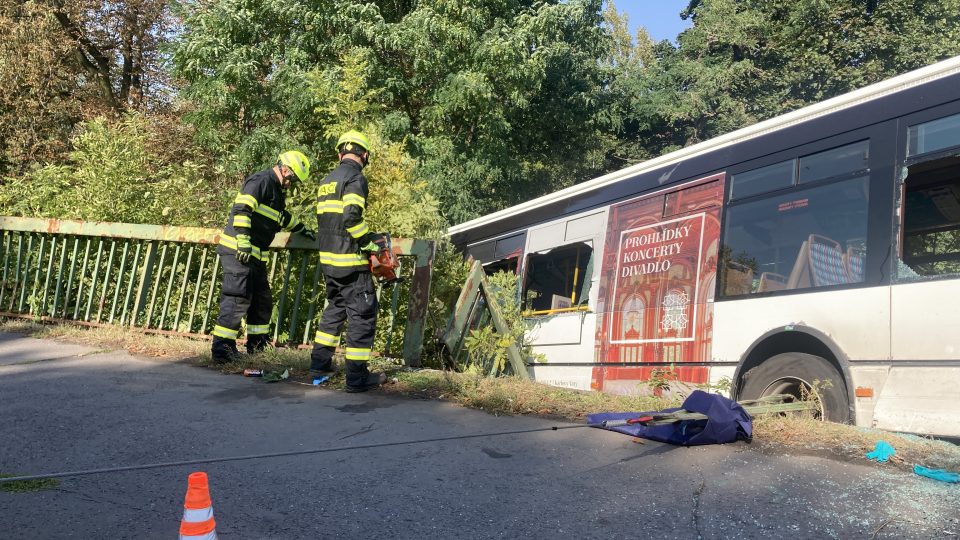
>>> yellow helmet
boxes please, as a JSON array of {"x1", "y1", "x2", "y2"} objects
[
  {"x1": 278, "y1": 150, "x2": 311, "y2": 182},
  {"x1": 336, "y1": 130, "x2": 371, "y2": 154}
]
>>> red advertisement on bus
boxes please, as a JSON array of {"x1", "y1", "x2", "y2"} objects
[{"x1": 592, "y1": 174, "x2": 725, "y2": 393}]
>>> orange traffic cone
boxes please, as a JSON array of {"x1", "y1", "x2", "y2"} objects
[{"x1": 178, "y1": 472, "x2": 218, "y2": 540}]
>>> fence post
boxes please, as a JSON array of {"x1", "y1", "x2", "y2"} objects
[{"x1": 401, "y1": 238, "x2": 435, "y2": 367}]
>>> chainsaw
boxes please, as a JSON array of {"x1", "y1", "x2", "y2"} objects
[{"x1": 368, "y1": 232, "x2": 400, "y2": 284}]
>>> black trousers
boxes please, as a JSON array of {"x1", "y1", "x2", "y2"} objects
[
  {"x1": 211, "y1": 251, "x2": 273, "y2": 355},
  {"x1": 310, "y1": 271, "x2": 378, "y2": 376}
]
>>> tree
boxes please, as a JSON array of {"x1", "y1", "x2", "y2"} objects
[
  {"x1": 47, "y1": 0, "x2": 176, "y2": 111},
  {"x1": 599, "y1": 1, "x2": 660, "y2": 166},
  {"x1": 612, "y1": 0, "x2": 960, "y2": 163},
  {"x1": 371, "y1": 0, "x2": 612, "y2": 221},
  {"x1": 173, "y1": 0, "x2": 614, "y2": 223},
  {"x1": 0, "y1": 0, "x2": 177, "y2": 176},
  {"x1": 0, "y1": 113, "x2": 225, "y2": 227},
  {"x1": 0, "y1": 1, "x2": 88, "y2": 173}
]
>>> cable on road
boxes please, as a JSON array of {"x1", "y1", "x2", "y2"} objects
[{"x1": 0, "y1": 424, "x2": 600, "y2": 483}]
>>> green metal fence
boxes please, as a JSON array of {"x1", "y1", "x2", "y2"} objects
[{"x1": 0, "y1": 216, "x2": 435, "y2": 365}]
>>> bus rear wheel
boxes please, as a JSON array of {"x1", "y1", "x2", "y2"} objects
[{"x1": 739, "y1": 352, "x2": 850, "y2": 423}]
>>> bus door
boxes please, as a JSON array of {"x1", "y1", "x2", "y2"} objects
[
  {"x1": 591, "y1": 174, "x2": 725, "y2": 394},
  {"x1": 882, "y1": 108, "x2": 960, "y2": 436},
  {"x1": 520, "y1": 209, "x2": 608, "y2": 389}
]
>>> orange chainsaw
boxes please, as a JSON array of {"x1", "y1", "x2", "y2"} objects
[{"x1": 368, "y1": 233, "x2": 400, "y2": 284}]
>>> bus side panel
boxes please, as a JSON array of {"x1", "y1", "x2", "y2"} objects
[
  {"x1": 592, "y1": 175, "x2": 724, "y2": 393},
  {"x1": 527, "y1": 313, "x2": 599, "y2": 390},
  {"x1": 871, "y1": 366, "x2": 960, "y2": 437},
  {"x1": 712, "y1": 288, "x2": 891, "y2": 363},
  {"x1": 891, "y1": 280, "x2": 960, "y2": 359},
  {"x1": 876, "y1": 279, "x2": 960, "y2": 436}
]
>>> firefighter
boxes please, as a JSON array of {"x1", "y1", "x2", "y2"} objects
[
  {"x1": 211, "y1": 150, "x2": 316, "y2": 363},
  {"x1": 310, "y1": 130, "x2": 387, "y2": 392}
]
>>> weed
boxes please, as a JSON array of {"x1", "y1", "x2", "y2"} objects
[
  {"x1": 797, "y1": 378, "x2": 834, "y2": 419},
  {"x1": 644, "y1": 366, "x2": 678, "y2": 395},
  {"x1": 696, "y1": 376, "x2": 733, "y2": 396},
  {"x1": 0, "y1": 474, "x2": 59, "y2": 493},
  {"x1": 462, "y1": 271, "x2": 544, "y2": 376}
]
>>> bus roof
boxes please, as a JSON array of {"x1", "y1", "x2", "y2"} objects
[{"x1": 448, "y1": 55, "x2": 960, "y2": 240}]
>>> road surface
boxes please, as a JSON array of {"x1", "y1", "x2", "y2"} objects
[{"x1": 0, "y1": 332, "x2": 957, "y2": 539}]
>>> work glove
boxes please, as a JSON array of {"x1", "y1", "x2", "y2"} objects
[
  {"x1": 280, "y1": 210, "x2": 297, "y2": 230},
  {"x1": 235, "y1": 234, "x2": 253, "y2": 264},
  {"x1": 360, "y1": 240, "x2": 379, "y2": 253},
  {"x1": 300, "y1": 228, "x2": 316, "y2": 241}
]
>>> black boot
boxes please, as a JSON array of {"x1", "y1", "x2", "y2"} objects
[
  {"x1": 211, "y1": 337, "x2": 242, "y2": 364},
  {"x1": 309, "y1": 349, "x2": 336, "y2": 377},
  {"x1": 246, "y1": 334, "x2": 271, "y2": 355},
  {"x1": 345, "y1": 360, "x2": 386, "y2": 393}
]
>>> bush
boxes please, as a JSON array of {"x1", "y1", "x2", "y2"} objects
[{"x1": 0, "y1": 113, "x2": 228, "y2": 228}]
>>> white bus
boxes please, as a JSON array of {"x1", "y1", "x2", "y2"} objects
[{"x1": 448, "y1": 55, "x2": 960, "y2": 437}]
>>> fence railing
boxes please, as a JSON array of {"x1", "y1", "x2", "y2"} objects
[{"x1": 0, "y1": 216, "x2": 435, "y2": 366}]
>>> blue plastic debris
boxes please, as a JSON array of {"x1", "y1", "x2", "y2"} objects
[
  {"x1": 312, "y1": 376, "x2": 330, "y2": 386},
  {"x1": 866, "y1": 441, "x2": 896, "y2": 463},
  {"x1": 913, "y1": 465, "x2": 960, "y2": 483}
]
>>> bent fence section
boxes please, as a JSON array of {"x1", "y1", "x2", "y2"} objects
[{"x1": 0, "y1": 216, "x2": 434, "y2": 366}]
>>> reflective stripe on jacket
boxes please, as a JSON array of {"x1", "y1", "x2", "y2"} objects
[
  {"x1": 222, "y1": 168, "x2": 300, "y2": 252},
  {"x1": 218, "y1": 233, "x2": 269, "y2": 262},
  {"x1": 316, "y1": 159, "x2": 371, "y2": 278}
]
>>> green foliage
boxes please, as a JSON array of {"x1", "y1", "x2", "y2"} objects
[
  {"x1": 0, "y1": 473, "x2": 59, "y2": 493},
  {"x1": 644, "y1": 366, "x2": 679, "y2": 394},
  {"x1": 463, "y1": 271, "x2": 542, "y2": 376},
  {"x1": 697, "y1": 375, "x2": 733, "y2": 396},
  {"x1": 379, "y1": 0, "x2": 613, "y2": 222},
  {"x1": 612, "y1": 0, "x2": 960, "y2": 162},
  {"x1": 0, "y1": 0, "x2": 177, "y2": 175},
  {"x1": 0, "y1": 1, "x2": 88, "y2": 174},
  {"x1": 171, "y1": 0, "x2": 367, "y2": 177},
  {"x1": 364, "y1": 136, "x2": 445, "y2": 239},
  {"x1": 310, "y1": 48, "x2": 385, "y2": 143},
  {"x1": 173, "y1": 0, "x2": 613, "y2": 223},
  {"x1": 0, "y1": 114, "x2": 225, "y2": 227}
]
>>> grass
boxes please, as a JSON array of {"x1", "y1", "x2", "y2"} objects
[
  {"x1": 385, "y1": 368, "x2": 680, "y2": 419},
  {"x1": 0, "y1": 474, "x2": 59, "y2": 493},
  {"x1": 0, "y1": 319, "x2": 208, "y2": 358},
  {"x1": 3, "y1": 317, "x2": 959, "y2": 474},
  {"x1": 752, "y1": 415, "x2": 960, "y2": 472}
]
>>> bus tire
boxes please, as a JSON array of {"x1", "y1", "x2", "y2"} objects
[{"x1": 739, "y1": 352, "x2": 850, "y2": 423}]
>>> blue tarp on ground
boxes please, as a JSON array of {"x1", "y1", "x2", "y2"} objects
[{"x1": 587, "y1": 390, "x2": 753, "y2": 446}]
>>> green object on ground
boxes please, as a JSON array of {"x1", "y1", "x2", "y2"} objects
[
  {"x1": 263, "y1": 368, "x2": 289, "y2": 382},
  {"x1": 0, "y1": 473, "x2": 59, "y2": 492}
]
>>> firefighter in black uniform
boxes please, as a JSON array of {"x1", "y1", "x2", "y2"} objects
[
  {"x1": 211, "y1": 150, "x2": 316, "y2": 363},
  {"x1": 310, "y1": 130, "x2": 387, "y2": 392}
]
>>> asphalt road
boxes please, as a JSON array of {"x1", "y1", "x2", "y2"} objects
[{"x1": 1, "y1": 332, "x2": 958, "y2": 539}]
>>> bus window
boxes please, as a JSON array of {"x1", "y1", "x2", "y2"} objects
[
  {"x1": 466, "y1": 233, "x2": 525, "y2": 275},
  {"x1": 730, "y1": 160, "x2": 795, "y2": 200},
  {"x1": 900, "y1": 155, "x2": 960, "y2": 277},
  {"x1": 799, "y1": 140, "x2": 869, "y2": 184},
  {"x1": 721, "y1": 177, "x2": 869, "y2": 296},
  {"x1": 522, "y1": 241, "x2": 593, "y2": 314},
  {"x1": 483, "y1": 256, "x2": 519, "y2": 275},
  {"x1": 908, "y1": 112, "x2": 960, "y2": 157}
]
